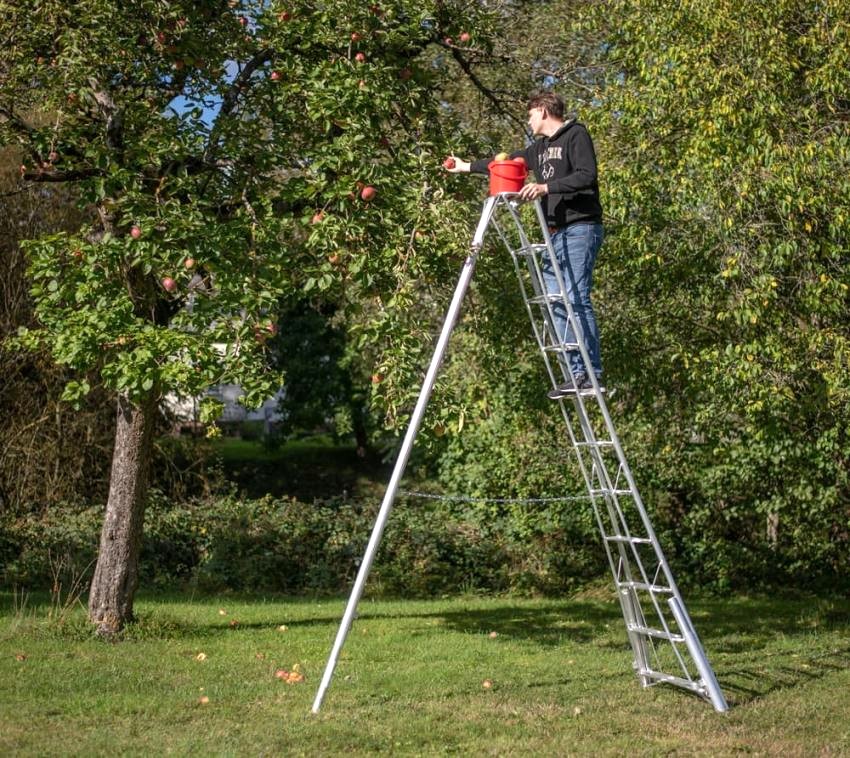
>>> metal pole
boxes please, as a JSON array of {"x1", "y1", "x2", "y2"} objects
[
  {"x1": 311, "y1": 197, "x2": 499, "y2": 713},
  {"x1": 668, "y1": 596, "x2": 729, "y2": 712}
]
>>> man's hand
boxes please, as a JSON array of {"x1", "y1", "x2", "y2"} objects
[
  {"x1": 519, "y1": 182, "x2": 548, "y2": 201},
  {"x1": 443, "y1": 156, "x2": 470, "y2": 173}
]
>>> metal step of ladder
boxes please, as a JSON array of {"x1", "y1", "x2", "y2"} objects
[
  {"x1": 485, "y1": 192, "x2": 727, "y2": 712},
  {"x1": 311, "y1": 192, "x2": 728, "y2": 714}
]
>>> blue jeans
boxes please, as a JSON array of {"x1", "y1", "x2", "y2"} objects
[{"x1": 541, "y1": 221, "x2": 604, "y2": 378}]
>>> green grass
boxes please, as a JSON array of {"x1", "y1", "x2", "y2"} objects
[{"x1": 2, "y1": 591, "x2": 849, "y2": 755}]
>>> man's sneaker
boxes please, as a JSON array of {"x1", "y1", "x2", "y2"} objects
[{"x1": 546, "y1": 373, "x2": 605, "y2": 400}]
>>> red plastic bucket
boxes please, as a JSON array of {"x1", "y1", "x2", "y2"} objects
[{"x1": 488, "y1": 159, "x2": 527, "y2": 195}]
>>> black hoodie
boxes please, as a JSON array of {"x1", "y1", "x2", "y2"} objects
[{"x1": 470, "y1": 121, "x2": 603, "y2": 228}]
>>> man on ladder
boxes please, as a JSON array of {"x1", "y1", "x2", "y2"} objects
[{"x1": 446, "y1": 92, "x2": 605, "y2": 399}]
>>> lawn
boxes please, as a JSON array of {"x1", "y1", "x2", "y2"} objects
[{"x1": 1, "y1": 591, "x2": 849, "y2": 755}]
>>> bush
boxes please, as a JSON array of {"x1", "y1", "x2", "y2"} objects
[{"x1": 0, "y1": 493, "x2": 607, "y2": 597}]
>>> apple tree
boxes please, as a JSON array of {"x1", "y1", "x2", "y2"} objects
[{"x1": 0, "y1": 0, "x2": 497, "y2": 633}]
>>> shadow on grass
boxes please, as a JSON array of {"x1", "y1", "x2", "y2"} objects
[
  {"x1": 4, "y1": 590, "x2": 849, "y2": 708},
  {"x1": 717, "y1": 645, "x2": 850, "y2": 706},
  {"x1": 358, "y1": 595, "x2": 850, "y2": 708}
]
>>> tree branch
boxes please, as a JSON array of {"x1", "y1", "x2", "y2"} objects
[{"x1": 445, "y1": 45, "x2": 528, "y2": 133}]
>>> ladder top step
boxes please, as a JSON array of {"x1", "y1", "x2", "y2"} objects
[{"x1": 627, "y1": 623, "x2": 685, "y2": 643}]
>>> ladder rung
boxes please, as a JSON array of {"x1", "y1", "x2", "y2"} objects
[
  {"x1": 638, "y1": 668, "x2": 705, "y2": 694},
  {"x1": 591, "y1": 488, "x2": 633, "y2": 496},
  {"x1": 515, "y1": 244, "x2": 547, "y2": 256},
  {"x1": 542, "y1": 342, "x2": 580, "y2": 352},
  {"x1": 526, "y1": 293, "x2": 562, "y2": 306},
  {"x1": 618, "y1": 581, "x2": 673, "y2": 594},
  {"x1": 627, "y1": 624, "x2": 685, "y2": 643},
  {"x1": 604, "y1": 535, "x2": 653, "y2": 545},
  {"x1": 575, "y1": 440, "x2": 615, "y2": 447}
]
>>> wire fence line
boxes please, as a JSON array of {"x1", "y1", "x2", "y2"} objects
[{"x1": 397, "y1": 489, "x2": 592, "y2": 505}]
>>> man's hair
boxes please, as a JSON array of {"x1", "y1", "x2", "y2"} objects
[{"x1": 527, "y1": 92, "x2": 565, "y2": 119}]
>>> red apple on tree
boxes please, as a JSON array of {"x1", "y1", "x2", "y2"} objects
[
  {"x1": 311, "y1": 211, "x2": 325, "y2": 224},
  {"x1": 443, "y1": 36, "x2": 453, "y2": 45},
  {"x1": 278, "y1": 10, "x2": 291, "y2": 21},
  {"x1": 270, "y1": 71, "x2": 281, "y2": 81},
  {"x1": 238, "y1": 16, "x2": 248, "y2": 26},
  {"x1": 161, "y1": 277, "x2": 177, "y2": 292},
  {"x1": 350, "y1": 32, "x2": 362, "y2": 42},
  {"x1": 130, "y1": 225, "x2": 142, "y2": 239},
  {"x1": 354, "y1": 52, "x2": 366, "y2": 63},
  {"x1": 460, "y1": 32, "x2": 471, "y2": 42},
  {"x1": 184, "y1": 258, "x2": 196, "y2": 269},
  {"x1": 371, "y1": 373, "x2": 383, "y2": 384},
  {"x1": 360, "y1": 185, "x2": 376, "y2": 201}
]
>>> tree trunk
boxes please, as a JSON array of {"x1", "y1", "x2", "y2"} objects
[{"x1": 88, "y1": 391, "x2": 157, "y2": 636}]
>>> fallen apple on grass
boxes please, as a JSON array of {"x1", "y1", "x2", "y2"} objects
[{"x1": 360, "y1": 185, "x2": 377, "y2": 201}]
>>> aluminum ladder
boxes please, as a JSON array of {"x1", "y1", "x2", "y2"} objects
[
  {"x1": 312, "y1": 193, "x2": 728, "y2": 713},
  {"x1": 485, "y1": 193, "x2": 727, "y2": 711}
]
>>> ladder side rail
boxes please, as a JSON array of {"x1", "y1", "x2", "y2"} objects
[
  {"x1": 494, "y1": 211, "x2": 628, "y2": 558},
  {"x1": 527, "y1": 201, "x2": 688, "y2": 604},
  {"x1": 498, "y1": 202, "x2": 576, "y2": 379},
  {"x1": 528, "y1": 201, "x2": 608, "y2": 411},
  {"x1": 491, "y1": 212, "x2": 601, "y2": 487},
  {"x1": 496, "y1": 202, "x2": 655, "y2": 683},
  {"x1": 522, "y1": 200, "x2": 711, "y2": 691},
  {"x1": 493, "y1": 214, "x2": 601, "y2": 502}
]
